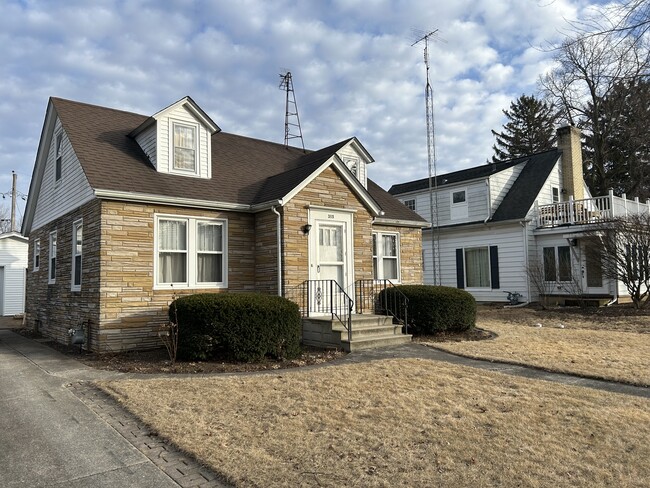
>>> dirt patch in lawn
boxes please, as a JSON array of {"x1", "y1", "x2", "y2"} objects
[{"x1": 100, "y1": 358, "x2": 650, "y2": 488}]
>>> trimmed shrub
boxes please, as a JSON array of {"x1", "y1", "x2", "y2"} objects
[
  {"x1": 379, "y1": 285, "x2": 476, "y2": 334},
  {"x1": 171, "y1": 293, "x2": 302, "y2": 362}
]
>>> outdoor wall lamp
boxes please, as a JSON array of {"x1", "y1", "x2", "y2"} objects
[{"x1": 302, "y1": 224, "x2": 312, "y2": 235}]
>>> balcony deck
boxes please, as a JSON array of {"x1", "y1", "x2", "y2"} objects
[{"x1": 536, "y1": 191, "x2": 650, "y2": 229}]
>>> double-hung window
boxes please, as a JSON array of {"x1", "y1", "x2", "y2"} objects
[
  {"x1": 48, "y1": 231, "x2": 57, "y2": 284},
  {"x1": 372, "y1": 232, "x2": 400, "y2": 281},
  {"x1": 156, "y1": 216, "x2": 226, "y2": 288},
  {"x1": 33, "y1": 239, "x2": 40, "y2": 271},
  {"x1": 55, "y1": 133, "x2": 63, "y2": 181},
  {"x1": 451, "y1": 188, "x2": 468, "y2": 220},
  {"x1": 464, "y1": 246, "x2": 490, "y2": 288},
  {"x1": 543, "y1": 246, "x2": 572, "y2": 282},
  {"x1": 403, "y1": 199, "x2": 416, "y2": 211},
  {"x1": 72, "y1": 220, "x2": 83, "y2": 291},
  {"x1": 172, "y1": 123, "x2": 197, "y2": 172}
]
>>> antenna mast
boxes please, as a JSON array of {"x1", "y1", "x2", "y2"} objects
[
  {"x1": 279, "y1": 71, "x2": 305, "y2": 150},
  {"x1": 412, "y1": 29, "x2": 442, "y2": 286}
]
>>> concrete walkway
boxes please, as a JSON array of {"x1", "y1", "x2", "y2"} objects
[
  {"x1": 0, "y1": 330, "x2": 226, "y2": 488},
  {"x1": 1, "y1": 329, "x2": 647, "y2": 488}
]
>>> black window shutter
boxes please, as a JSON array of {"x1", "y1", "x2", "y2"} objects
[
  {"x1": 490, "y1": 245, "x2": 500, "y2": 289},
  {"x1": 456, "y1": 249, "x2": 465, "y2": 289}
]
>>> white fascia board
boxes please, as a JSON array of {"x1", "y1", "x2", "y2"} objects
[
  {"x1": 344, "y1": 137, "x2": 375, "y2": 164},
  {"x1": 93, "y1": 189, "x2": 250, "y2": 212},
  {"x1": 373, "y1": 218, "x2": 432, "y2": 228},
  {"x1": 22, "y1": 100, "x2": 57, "y2": 236},
  {"x1": 0, "y1": 232, "x2": 28, "y2": 242}
]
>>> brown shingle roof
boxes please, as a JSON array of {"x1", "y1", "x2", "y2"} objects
[{"x1": 51, "y1": 97, "x2": 424, "y2": 224}]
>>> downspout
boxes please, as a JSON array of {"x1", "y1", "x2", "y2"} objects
[
  {"x1": 271, "y1": 204, "x2": 282, "y2": 297},
  {"x1": 521, "y1": 220, "x2": 531, "y2": 304}
]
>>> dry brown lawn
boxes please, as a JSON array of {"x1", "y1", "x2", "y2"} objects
[
  {"x1": 101, "y1": 359, "x2": 650, "y2": 488},
  {"x1": 428, "y1": 306, "x2": 650, "y2": 386}
]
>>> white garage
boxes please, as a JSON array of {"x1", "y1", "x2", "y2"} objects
[{"x1": 0, "y1": 232, "x2": 28, "y2": 316}]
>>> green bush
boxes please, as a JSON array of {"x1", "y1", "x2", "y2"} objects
[
  {"x1": 379, "y1": 285, "x2": 476, "y2": 334},
  {"x1": 170, "y1": 293, "x2": 302, "y2": 362}
]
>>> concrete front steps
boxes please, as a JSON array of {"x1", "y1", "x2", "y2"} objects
[{"x1": 302, "y1": 313, "x2": 412, "y2": 352}]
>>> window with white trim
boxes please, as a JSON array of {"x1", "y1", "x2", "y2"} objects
[
  {"x1": 552, "y1": 186, "x2": 560, "y2": 203},
  {"x1": 33, "y1": 239, "x2": 40, "y2": 271},
  {"x1": 403, "y1": 199, "x2": 416, "y2": 211},
  {"x1": 72, "y1": 220, "x2": 83, "y2": 291},
  {"x1": 465, "y1": 246, "x2": 490, "y2": 288},
  {"x1": 372, "y1": 232, "x2": 400, "y2": 281},
  {"x1": 451, "y1": 188, "x2": 468, "y2": 220},
  {"x1": 48, "y1": 231, "x2": 57, "y2": 284},
  {"x1": 543, "y1": 246, "x2": 572, "y2": 282},
  {"x1": 172, "y1": 123, "x2": 197, "y2": 172},
  {"x1": 55, "y1": 133, "x2": 62, "y2": 181},
  {"x1": 156, "y1": 216, "x2": 226, "y2": 288}
]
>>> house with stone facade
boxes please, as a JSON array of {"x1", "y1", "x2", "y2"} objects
[
  {"x1": 390, "y1": 126, "x2": 650, "y2": 306},
  {"x1": 22, "y1": 96, "x2": 427, "y2": 352}
]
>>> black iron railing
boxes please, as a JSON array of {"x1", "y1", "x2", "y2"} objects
[
  {"x1": 284, "y1": 280, "x2": 353, "y2": 342},
  {"x1": 355, "y1": 279, "x2": 409, "y2": 333}
]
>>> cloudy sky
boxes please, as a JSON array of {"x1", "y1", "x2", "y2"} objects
[{"x1": 0, "y1": 0, "x2": 607, "y2": 223}]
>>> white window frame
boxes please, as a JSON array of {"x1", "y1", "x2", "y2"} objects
[
  {"x1": 372, "y1": 232, "x2": 401, "y2": 282},
  {"x1": 55, "y1": 132, "x2": 63, "y2": 182},
  {"x1": 403, "y1": 199, "x2": 416, "y2": 211},
  {"x1": 451, "y1": 187, "x2": 468, "y2": 220},
  {"x1": 543, "y1": 245, "x2": 573, "y2": 282},
  {"x1": 33, "y1": 239, "x2": 40, "y2": 272},
  {"x1": 170, "y1": 120, "x2": 199, "y2": 175},
  {"x1": 71, "y1": 219, "x2": 83, "y2": 291},
  {"x1": 48, "y1": 231, "x2": 57, "y2": 284},
  {"x1": 154, "y1": 214, "x2": 228, "y2": 290},
  {"x1": 552, "y1": 186, "x2": 560, "y2": 203},
  {"x1": 464, "y1": 246, "x2": 491, "y2": 289}
]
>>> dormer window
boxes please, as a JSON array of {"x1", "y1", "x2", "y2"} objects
[
  {"x1": 172, "y1": 123, "x2": 197, "y2": 172},
  {"x1": 55, "y1": 133, "x2": 63, "y2": 181}
]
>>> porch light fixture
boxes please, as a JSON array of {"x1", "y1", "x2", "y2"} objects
[{"x1": 302, "y1": 224, "x2": 312, "y2": 235}]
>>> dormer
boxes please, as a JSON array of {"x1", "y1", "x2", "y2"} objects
[
  {"x1": 130, "y1": 97, "x2": 220, "y2": 179},
  {"x1": 335, "y1": 137, "x2": 374, "y2": 189}
]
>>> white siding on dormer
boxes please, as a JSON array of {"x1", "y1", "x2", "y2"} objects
[
  {"x1": 488, "y1": 162, "x2": 525, "y2": 213},
  {"x1": 32, "y1": 118, "x2": 94, "y2": 232},
  {"x1": 156, "y1": 104, "x2": 211, "y2": 178},
  {"x1": 337, "y1": 145, "x2": 367, "y2": 188},
  {"x1": 135, "y1": 124, "x2": 157, "y2": 168}
]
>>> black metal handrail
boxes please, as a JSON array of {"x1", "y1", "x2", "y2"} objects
[
  {"x1": 355, "y1": 279, "x2": 409, "y2": 333},
  {"x1": 284, "y1": 280, "x2": 353, "y2": 342}
]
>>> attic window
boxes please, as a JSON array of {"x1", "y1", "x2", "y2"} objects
[
  {"x1": 173, "y1": 123, "x2": 197, "y2": 172},
  {"x1": 404, "y1": 199, "x2": 416, "y2": 211},
  {"x1": 55, "y1": 133, "x2": 62, "y2": 181}
]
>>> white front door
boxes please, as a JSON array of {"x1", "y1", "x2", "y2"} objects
[{"x1": 309, "y1": 209, "x2": 354, "y2": 313}]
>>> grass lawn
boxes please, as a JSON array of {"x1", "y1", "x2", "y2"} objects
[
  {"x1": 427, "y1": 306, "x2": 650, "y2": 386},
  {"x1": 100, "y1": 358, "x2": 650, "y2": 488}
]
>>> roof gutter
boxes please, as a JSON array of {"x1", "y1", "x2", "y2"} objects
[
  {"x1": 373, "y1": 217, "x2": 431, "y2": 228},
  {"x1": 94, "y1": 189, "x2": 251, "y2": 212}
]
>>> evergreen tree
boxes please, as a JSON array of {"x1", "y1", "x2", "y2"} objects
[{"x1": 491, "y1": 95, "x2": 559, "y2": 162}]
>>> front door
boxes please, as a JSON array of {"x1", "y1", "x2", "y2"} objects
[
  {"x1": 581, "y1": 238, "x2": 609, "y2": 295},
  {"x1": 308, "y1": 209, "x2": 354, "y2": 314}
]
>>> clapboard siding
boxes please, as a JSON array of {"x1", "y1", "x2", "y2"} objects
[
  {"x1": 31, "y1": 118, "x2": 94, "y2": 232},
  {"x1": 423, "y1": 223, "x2": 530, "y2": 302},
  {"x1": 155, "y1": 104, "x2": 211, "y2": 178},
  {"x1": 0, "y1": 235, "x2": 28, "y2": 315},
  {"x1": 134, "y1": 124, "x2": 157, "y2": 168},
  {"x1": 337, "y1": 145, "x2": 368, "y2": 188},
  {"x1": 489, "y1": 162, "x2": 525, "y2": 213}
]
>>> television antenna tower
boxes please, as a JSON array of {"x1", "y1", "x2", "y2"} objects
[
  {"x1": 279, "y1": 71, "x2": 305, "y2": 150},
  {"x1": 412, "y1": 28, "x2": 443, "y2": 285}
]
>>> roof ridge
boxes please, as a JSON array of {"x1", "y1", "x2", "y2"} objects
[{"x1": 50, "y1": 97, "x2": 146, "y2": 118}]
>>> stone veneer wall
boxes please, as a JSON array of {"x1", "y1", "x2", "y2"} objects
[
  {"x1": 97, "y1": 201, "x2": 256, "y2": 352},
  {"x1": 372, "y1": 224, "x2": 424, "y2": 284},
  {"x1": 282, "y1": 166, "x2": 375, "y2": 293},
  {"x1": 25, "y1": 200, "x2": 101, "y2": 349},
  {"x1": 254, "y1": 209, "x2": 279, "y2": 295}
]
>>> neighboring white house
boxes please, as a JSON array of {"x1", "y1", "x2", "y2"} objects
[
  {"x1": 390, "y1": 126, "x2": 650, "y2": 305},
  {"x1": 0, "y1": 232, "x2": 28, "y2": 315}
]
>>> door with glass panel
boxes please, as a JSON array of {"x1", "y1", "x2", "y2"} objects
[{"x1": 308, "y1": 209, "x2": 354, "y2": 315}]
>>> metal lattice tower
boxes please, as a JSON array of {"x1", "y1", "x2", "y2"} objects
[
  {"x1": 279, "y1": 71, "x2": 305, "y2": 150},
  {"x1": 412, "y1": 29, "x2": 442, "y2": 285}
]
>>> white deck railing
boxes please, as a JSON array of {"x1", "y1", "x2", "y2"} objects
[{"x1": 536, "y1": 190, "x2": 650, "y2": 228}]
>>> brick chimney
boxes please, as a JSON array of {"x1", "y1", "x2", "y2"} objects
[{"x1": 556, "y1": 126, "x2": 584, "y2": 200}]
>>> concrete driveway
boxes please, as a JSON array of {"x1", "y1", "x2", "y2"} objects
[{"x1": 0, "y1": 330, "x2": 180, "y2": 488}]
